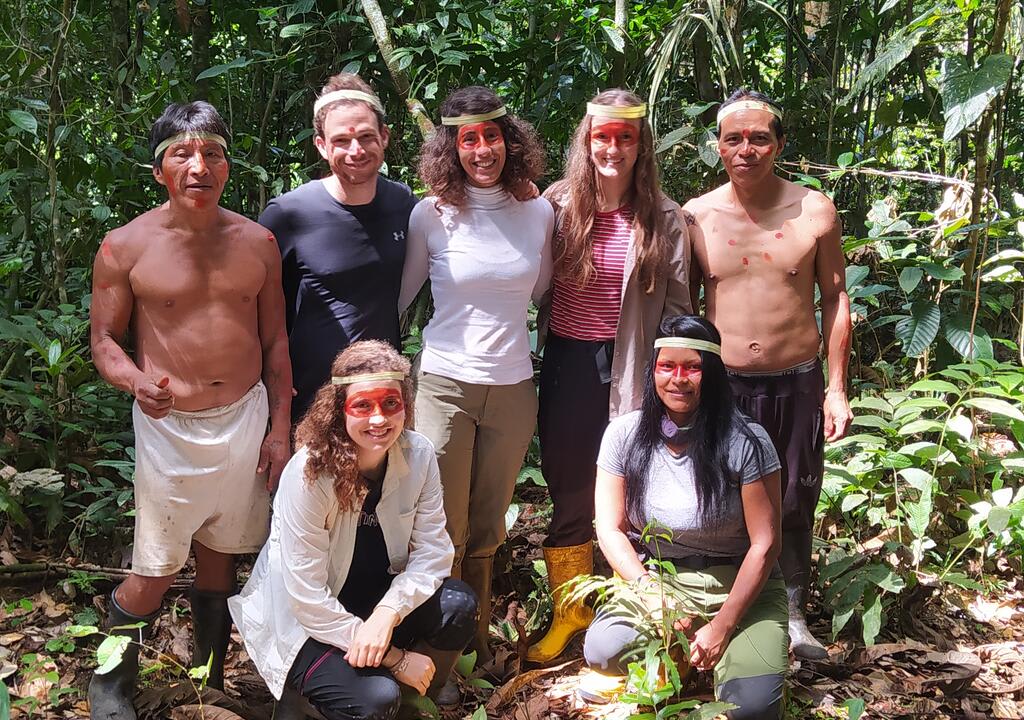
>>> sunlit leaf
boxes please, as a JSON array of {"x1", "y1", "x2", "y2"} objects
[
  {"x1": 898, "y1": 266, "x2": 923, "y2": 294},
  {"x1": 844, "y1": 27, "x2": 927, "y2": 102},
  {"x1": 895, "y1": 302, "x2": 941, "y2": 357},
  {"x1": 95, "y1": 635, "x2": 130, "y2": 675},
  {"x1": 8, "y1": 109, "x2": 37, "y2": 135},
  {"x1": 962, "y1": 397, "x2": 1024, "y2": 422},
  {"x1": 861, "y1": 589, "x2": 883, "y2": 645},
  {"x1": 943, "y1": 312, "x2": 994, "y2": 360},
  {"x1": 941, "y1": 54, "x2": 1013, "y2": 142}
]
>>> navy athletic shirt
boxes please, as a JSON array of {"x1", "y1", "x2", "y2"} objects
[{"x1": 259, "y1": 176, "x2": 417, "y2": 422}]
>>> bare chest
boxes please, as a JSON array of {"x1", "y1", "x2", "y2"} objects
[
  {"x1": 699, "y1": 218, "x2": 817, "y2": 283},
  {"x1": 130, "y1": 246, "x2": 266, "y2": 311}
]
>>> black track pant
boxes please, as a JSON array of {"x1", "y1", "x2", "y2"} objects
[
  {"x1": 538, "y1": 333, "x2": 613, "y2": 547},
  {"x1": 286, "y1": 578, "x2": 477, "y2": 720}
]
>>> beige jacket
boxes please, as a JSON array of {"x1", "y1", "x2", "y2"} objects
[
  {"x1": 538, "y1": 183, "x2": 692, "y2": 418},
  {"x1": 228, "y1": 430, "x2": 453, "y2": 699}
]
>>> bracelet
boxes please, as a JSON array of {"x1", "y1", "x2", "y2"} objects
[
  {"x1": 382, "y1": 648, "x2": 405, "y2": 671},
  {"x1": 385, "y1": 649, "x2": 409, "y2": 675}
]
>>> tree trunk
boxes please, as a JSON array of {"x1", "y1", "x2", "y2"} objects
[
  {"x1": 359, "y1": 0, "x2": 434, "y2": 138},
  {"x1": 610, "y1": 0, "x2": 627, "y2": 87},
  {"x1": 192, "y1": 0, "x2": 213, "y2": 99}
]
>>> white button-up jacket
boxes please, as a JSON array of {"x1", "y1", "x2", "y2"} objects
[{"x1": 228, "y1": 430, "x2": 454, "y2": 698}]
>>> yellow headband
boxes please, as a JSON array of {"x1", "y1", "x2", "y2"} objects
[
  {"x1": 331, "y1": 371, "x2": 407, "y2": 385},
  {"x1": 716, "y1": 100, "x2": 783, "y2": 124},
  {"x1": 587, "y1": 102, "x2": 647, "y2": 119},
  {"x1": 440, "y1": 106, "x2": 507, "y2": 126},
  {"x1": 314, "y1": 89, "x2": 385, "y2": 117},
  {"x1": 154, "y1": 132, "x2": 227, "y2": 159},
  {"x1": 654, "y1": 337, "x2": 722, "y2": 355}
]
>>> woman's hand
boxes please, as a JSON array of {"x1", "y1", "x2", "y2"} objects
[
  {"x1": 390, "y1": 650, "x2": 435, "y2": 695},
  {"x1": 689, "y1": 618, "x2": 732, "y2": 670},
  {"x1": 344, "y1": 606, "x2": 400, "y2": 667}
]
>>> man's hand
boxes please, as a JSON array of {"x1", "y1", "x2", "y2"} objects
[
  {"x1": 132, "y1": 375, "x2": 174, "y2": 419},
  {"x1": 511, "y1": 180, "x2": 540, "y2": 202},
  {"x1": 345, "y1": 607, "x2": 400, "y2": 668},
  {"x1": 689, "y1": 618, "x2": 731, "y2": 670},
  {"x1": 824, "y1": 389, "x2": 853, "y2": 442},
  {"x1": 390, "y1": 650, "x2": 435, "y2": 695},
  {"x1": 258, "y1": 426, "x2": 291, "y2": 492}
]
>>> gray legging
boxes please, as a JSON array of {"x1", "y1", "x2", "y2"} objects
[{"x1": 583, "y1": 566, "x2": 789, "y2": 720}]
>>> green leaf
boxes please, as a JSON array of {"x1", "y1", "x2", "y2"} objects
[
  {"x1": 943, "y1": 313, "x2": 994, "y2": 360},
  {"x1": 987, "y1": 506, "x2": 1011, "y2": 534},
  {"x1": 601, "y1": 23, "x2": 625, "y2": 53},
  {"x1": 899, "y1": 266, "x2": 924, "y2": 294},
  {"x1": 832, "y1": 604, "x2": 856, "y2": 639},
  {"x1": 841, "y1": 493, "x2": 868, "y2": 512},
  {"x1": 907, "y1": 379, "x2": 959, "y2": 394},
  {"x1": 8, "y1": 109, "x2": 37, "y2": 135},
  {"x1": 94, "y1": 634, "x2": 130, "y2": 675},
  {"x1": 47, "y1": 339, "x2": 62, "y2": 367},
  {"x1": 837, "y1": 151, "x2": 854, "y2": 168},
  {"x1": 898, "y1": 468, "x2": 933, "y2": 492},
  {"x1": 65, "y1": 624, "x2": 99, "y2": 638},
  {"x1": 920, "y1": 261, "x2": 965, "y2": 281},
  {"x1": 504, "y1": 502, "x2": 520, "y2": 533},
  {"x1": 844, "y1": 697, "x2": 867, "y2": 720},
  {"x1": 91, "y1": 205, "x2": 112, "y2": 222},
  {"x1": 455, "y1": 650, "x2": 476, "y2": 677},
  {"x1": 158, "y1": 50, "x2": 176, "y2": 74},
  {"x1": 656, "y1": 125, "x2": 694, "y2": 154},
  {"x1": 846, "y1": 264, "x2": 870, "y2": 289},
  {"x1": 472, "y1": 706, "x2": 488, "y2": 720},
  {"x1": 0, "y1": 680, "x2": 9, "y2": 719},
  {"x1": 194, "y1": 56, "x2": 251, "y2": 80},
  {"x1": 898, "y1": 418, "x2": 944, "y2": 435},
  {"x1": 844, "y1": 27, "x2": 927, "y2": 102},
  {"x1": 697, "y1": 129, "x2": 719, "y2": 167},
  {"x1": 962, "y1": 397, "x2": 1024, "y2": 422},
  {"x1": 861, "y1": 589, "x2": 883, "y2": 646},
  {"x1": 895, "y1": 302, "x2": 940, "y2": 357},
  {"x1": 280, "y1": 22, "x2": 316, "y2": 38},
  {"x1": 941, "y1": 54, "x2": 1013, "y2": 142},
  {"x1": 685, "y1": 702, "x2": 739, "y2": 720}
]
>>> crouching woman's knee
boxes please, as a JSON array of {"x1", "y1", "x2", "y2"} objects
[
  {"x1": 435, "y1": 577, "x2": 479, "y2": 650},
  {"x1": 324, "y1": 676, "x2": 401, "y2": 720},
  {"x1": 717, "y1": 673, "x2": 785, "y2": 720},
  {"x1": 582, "y1": 613, "x2": 638, "y2": 676}
]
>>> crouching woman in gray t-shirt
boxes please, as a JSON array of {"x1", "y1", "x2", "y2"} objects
[{"x1": 584, "y1": 314, "x2": 789, "y2": 720}]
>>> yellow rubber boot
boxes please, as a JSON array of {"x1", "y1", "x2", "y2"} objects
[{"x1": 526, "y1": 542, "x2": 595, "y2": 664}]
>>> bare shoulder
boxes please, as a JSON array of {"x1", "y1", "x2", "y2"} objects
[
  {"x1": 683, "y1": 184, "x2": 729, "y2": 218},
  {"x1": 99, "y1": 209, "x2": 162, "y2": 266},
  {"x1": 226, "y1": 209, "x2": 280, "y2": 257},
  {"x1": 794, "y1": 186, "x2": 841, "y2": 238}
]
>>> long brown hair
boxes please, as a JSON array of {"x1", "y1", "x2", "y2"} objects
[
  {"x1": 553, "y1": 89, "x2": 669, "y2": 294},
  {"x1": 418, "y1": 86, "x2": 545, "y2": 208},
  {"x1": 294, "y1": 340, "x2": 414, "y2": 511}
]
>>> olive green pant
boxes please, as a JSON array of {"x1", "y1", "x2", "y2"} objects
[
  {"x1": 412, "y1": 371, "x2": 537, "y2": 567},
  {"x1": 584, "y1": 565, "x2": 789, "y2": 719}
]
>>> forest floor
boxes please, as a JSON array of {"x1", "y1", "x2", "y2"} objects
[{"x1": 2, "y1": 498, "x2": 1023, "y2": 720}]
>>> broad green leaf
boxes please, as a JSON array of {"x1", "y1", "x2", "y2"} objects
[
  {"x1": 898, "y1": 418, "x2": 944, "y2": 435},
  {"x1": 8, "y1": 109, "x2": 37, "y2": 135},
  {"x1": 91, "y1": 205, "x2": 112, "y2": 222},
  {"x1": 906, "y1": 484, "x2": 932, "y2": 539},
  {"x1": 601, "y1": 23, "x2": 625, "y2": 53},
  {"x1": 846, "y1": 264, "x2": 870, "y2": 289},
  {"x1": 941, "y1": 54, "x2": 1013, "y2": 142},
  {"x1": 987, "y1": 506, "x2": 1011, "y2": 533},
  {"x1": 861, "y1": 589, "x2": 883, "y2": 646},
  {"x1": 47, "y1": 339, "x2": 62, "y2": 367},
  {"x1": 962, "y1": 397, "x2": 1024, "y2": 422},
  {"x1": 897, "y1": 468, "x2": 933, "y2": 492},
  {"x1": 852, "y1": 396, "x2": 893, "y2": 414},
  {"x1": 697, "y1": 129, "x2": 719, "y2": 167},
  {"x1": 95, "y1": 634, "x2": 130, "y2": 675},
  {"x1": 837, "y1": 151, "x2": 854, "y2": 168},
  {"x1": 472, "y1": 706, "x2": 487, "y2": 720},
  {"x1": 919, "y1": 262, "x2": 965, "y2": 281},
  {"x1": 656, "y1": 125, "x2": 693, "y2": 154},
  {"x1": 943, "y1": 313, "x2": 994, "y2": 360},
  {"x1": 280, "y1": 22, "x2": 316, "y2": 38},
  {"x1": 992, "y1": 487, "x2": 1014, "y2": 507},
  {"x1": 65, "y1": 624, "x2": 99, "y2": 638},
  {"x1": 895, "y1": 302, "x2": 941, "y2": 357},
  {"x1": 946, "y1": 413, "x2": 974, "y2": 441},
  {"x1": 504, "y1": 502, "x2": 520, "y2": 533},
  {"x1": 455, "y1": 650, "x2": 477, "y2": 677},
  {"x1": 0, "y1": 680, "x2": 8, "y2": 719},
  {"x1": 832, "y1": 604, "x2": 856, "y2": 639},
  {"x1": 844, "y1": 27, "x2": 927, "y2": 102},
  {"x1": 158, "y1": 50, "x2": 176, "y2": 74},
  {"x1": 685, "y1": 702, "x2": 739, "y2": 720},
  {"x1": 898, "y1": 266, "x2": 923, "y2": 294},
  {"x1": 907, "y1": 379, "x2": 959, "y2": 394},
  {"x1": 844, "y1": 697, "x2": 867, "y2": 720},
  {"x1": 195, "y1": 56, "x2": 250, "y2": 80},
  {"x1": 841, "y1": 493, "x2": 868, "y2": 512}
]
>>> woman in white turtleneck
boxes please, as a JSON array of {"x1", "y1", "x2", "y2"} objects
[{"x1": 399, "y1": 86, "x2": 552, "y2": 680}]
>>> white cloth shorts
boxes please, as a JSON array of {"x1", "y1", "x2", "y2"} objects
[{"x1": 131, "y1": 381, "x2": 271, "y2": 576}]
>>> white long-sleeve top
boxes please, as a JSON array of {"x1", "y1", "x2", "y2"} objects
[
  {"x1": 227, "y1": 431, "x2": 453, "y2": 699},
  {"x1": 399, "y1": 186, "x2": 554, "y2": 385}
]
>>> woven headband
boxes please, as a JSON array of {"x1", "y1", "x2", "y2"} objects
[
  {"x1": 154, "y1": 132, "x2": 227, "y2": 160},
  {"x1": 331, "y1": 371, "x2": 407, "y2": 385},
  {"x1": 314, "y1": 89, "x2": 385, "y2": 117},
  {"x1": 716, "y1": 100, "x2": 783, "y2": 123},
  {"x1": 441, "y1": 106, "x2": 507, "y2": 126},
  {"x1": 654, "y1": 337, "x2": 722, "y2": 355},
  {"x1": 587, "y1": 102, "x2": 647, "y2": 119}
]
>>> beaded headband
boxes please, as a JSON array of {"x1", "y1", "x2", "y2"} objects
[
  {"x1": 653, "y1": 337, "x2": 722, "y2": 355},
  {"x1": 716, "y1": 100, "x2": 783, "y2": 123},
  {"x1": 154, "y1": 132, "x2": 227, "y2": 159},
  {"x1": 314, "y1": 89, "x2": 385, "y2": 117},
  {"x1": 331, "y1": 371, "x2": 407, "y2": 385},
  {"x1": 440, "y1": 106, "x2": 507, "y2": 126},
  {"x1": 587, "y1": 102, "x2": 647, "y2": 119}
]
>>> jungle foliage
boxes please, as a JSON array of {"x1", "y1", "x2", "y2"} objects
[{"x1": 1, "y1": 0, "x2": 1023, "y2": 658}]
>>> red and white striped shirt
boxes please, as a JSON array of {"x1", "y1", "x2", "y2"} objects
[{"x1": 549, "y1": 206, "x2": 632, "y2": 341}]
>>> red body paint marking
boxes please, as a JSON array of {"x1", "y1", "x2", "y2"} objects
[
  {"x1": 101, "y1": 243, "x2": 113, "y2": 258},
  {"x1": 741, "y1": 257, "x2": 749, "y2": 266},
  {"x1": 727, "y1": 239, "x2": 737, "y2": 246},
  {"x1": 267, "y1": 233, "x2": 276, "y2": 243},
  {"x1": 590, "y1": 122, "x2": 639, "y2": 149},
  {"x1": 774, "y1": 232, "x2": 783, "y2": 239},
  {"x1": 457, "y1": 122, "x2": 504, "y2": 150},
  {"x1": 344, "y1": 388, "x2": 405, "y2": 418},
  {"x1": 763, "y1": 252, "x2": 772, "y2": 262},
  {"x1": 348, "y1": 126, "x2": 355, "y2": 133},
  {"x1": 741, "y1": 128, "x2": 751, "y2": 140},
  {"x1": 99, "y1": 282, "x2": 111, "y2": 290}
]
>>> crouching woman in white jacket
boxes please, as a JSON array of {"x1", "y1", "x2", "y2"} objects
[{"x1": 230, "y1": 340, "x2": 477, "y2": 720}]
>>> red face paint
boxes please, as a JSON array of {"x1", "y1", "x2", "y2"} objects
[
  {"x1": 742, "y1": 257, "x2": 749, "y2": 266},
  {"x1": 590, "y1": 121, "x2": 639, "y2": 149},
  {"x1": 763, "y1": 252, "x2": 772, "y2": 262},
  {"x1": 741, "y1": 128, "x2": 751, "y2": 140},
  {"x1": 457, "y1": 122, "x2": 504, "y2": 151},
  {"x1": 654, "y1": 359, "x2": 703, "y2": 381},
  {"x1": 774, "y1": 232, "x2": 783, "y2": 239},
  {"x1": 344, "y1": 388, "x2": 405, "y2": 418},
  {"x1": 727, "y1": 239, "x2": 737, "y2": 246}
]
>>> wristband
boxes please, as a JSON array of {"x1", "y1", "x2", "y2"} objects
[{"x1": 382, "y1": 647, "x2": 404, "y2": 670}]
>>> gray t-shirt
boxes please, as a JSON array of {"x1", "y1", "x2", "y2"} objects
[{"x1": 597, "y1": 411, "x2": 781, "y2": 559}]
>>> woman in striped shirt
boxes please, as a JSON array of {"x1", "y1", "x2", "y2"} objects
[{"x1": 529, "y1": 89, "x2": 692, "y2": 664}]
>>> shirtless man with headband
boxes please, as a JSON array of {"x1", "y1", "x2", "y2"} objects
[
  {"x1": 684, "y1": 88, "x2": 853, "y2": 660},
  {"x1": 89, "y1": 101, "x2": 292, "y2": 719}
]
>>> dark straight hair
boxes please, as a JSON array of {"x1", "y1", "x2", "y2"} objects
[
  {"x1": 149, "y1": 101, "x2": 231, "y2": 166},
  {"x1": 716, "y1": 88, "x2": 785, "y2": 140},
  {"x1": 622, "y1": 314, "x2": 767, "y2": 527}
]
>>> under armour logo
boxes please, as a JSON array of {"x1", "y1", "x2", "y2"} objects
[{"x1": 393, "y1": 230, "x2": 406, "y2": 242}]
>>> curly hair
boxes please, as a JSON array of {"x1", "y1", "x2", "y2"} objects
[
  {"x1": 294, "y1": 340, "x2": 414, "y2": 511},
  {"x1": 418, "y1": 86, "x2": 545, "y2": 208},
  {"x1": 553, "y1": 89, "x2": 669, "y2": 294}
]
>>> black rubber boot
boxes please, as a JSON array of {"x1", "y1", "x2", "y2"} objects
[
  {"x1": 88, "y1": 590, "x2": 159, "y2": 720},
  {"x1": 779, "y1": 529, "x2": 829, "y2": 660},
  {"x1": 419, "y1": 647, "x2": 463, "y2": 709},
  {"x1": 189, "y1": 587, "x2": 234, "y2": 690},
  {"x1": 272, "y1": 687, "x2": 314, "y2": 720}
]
